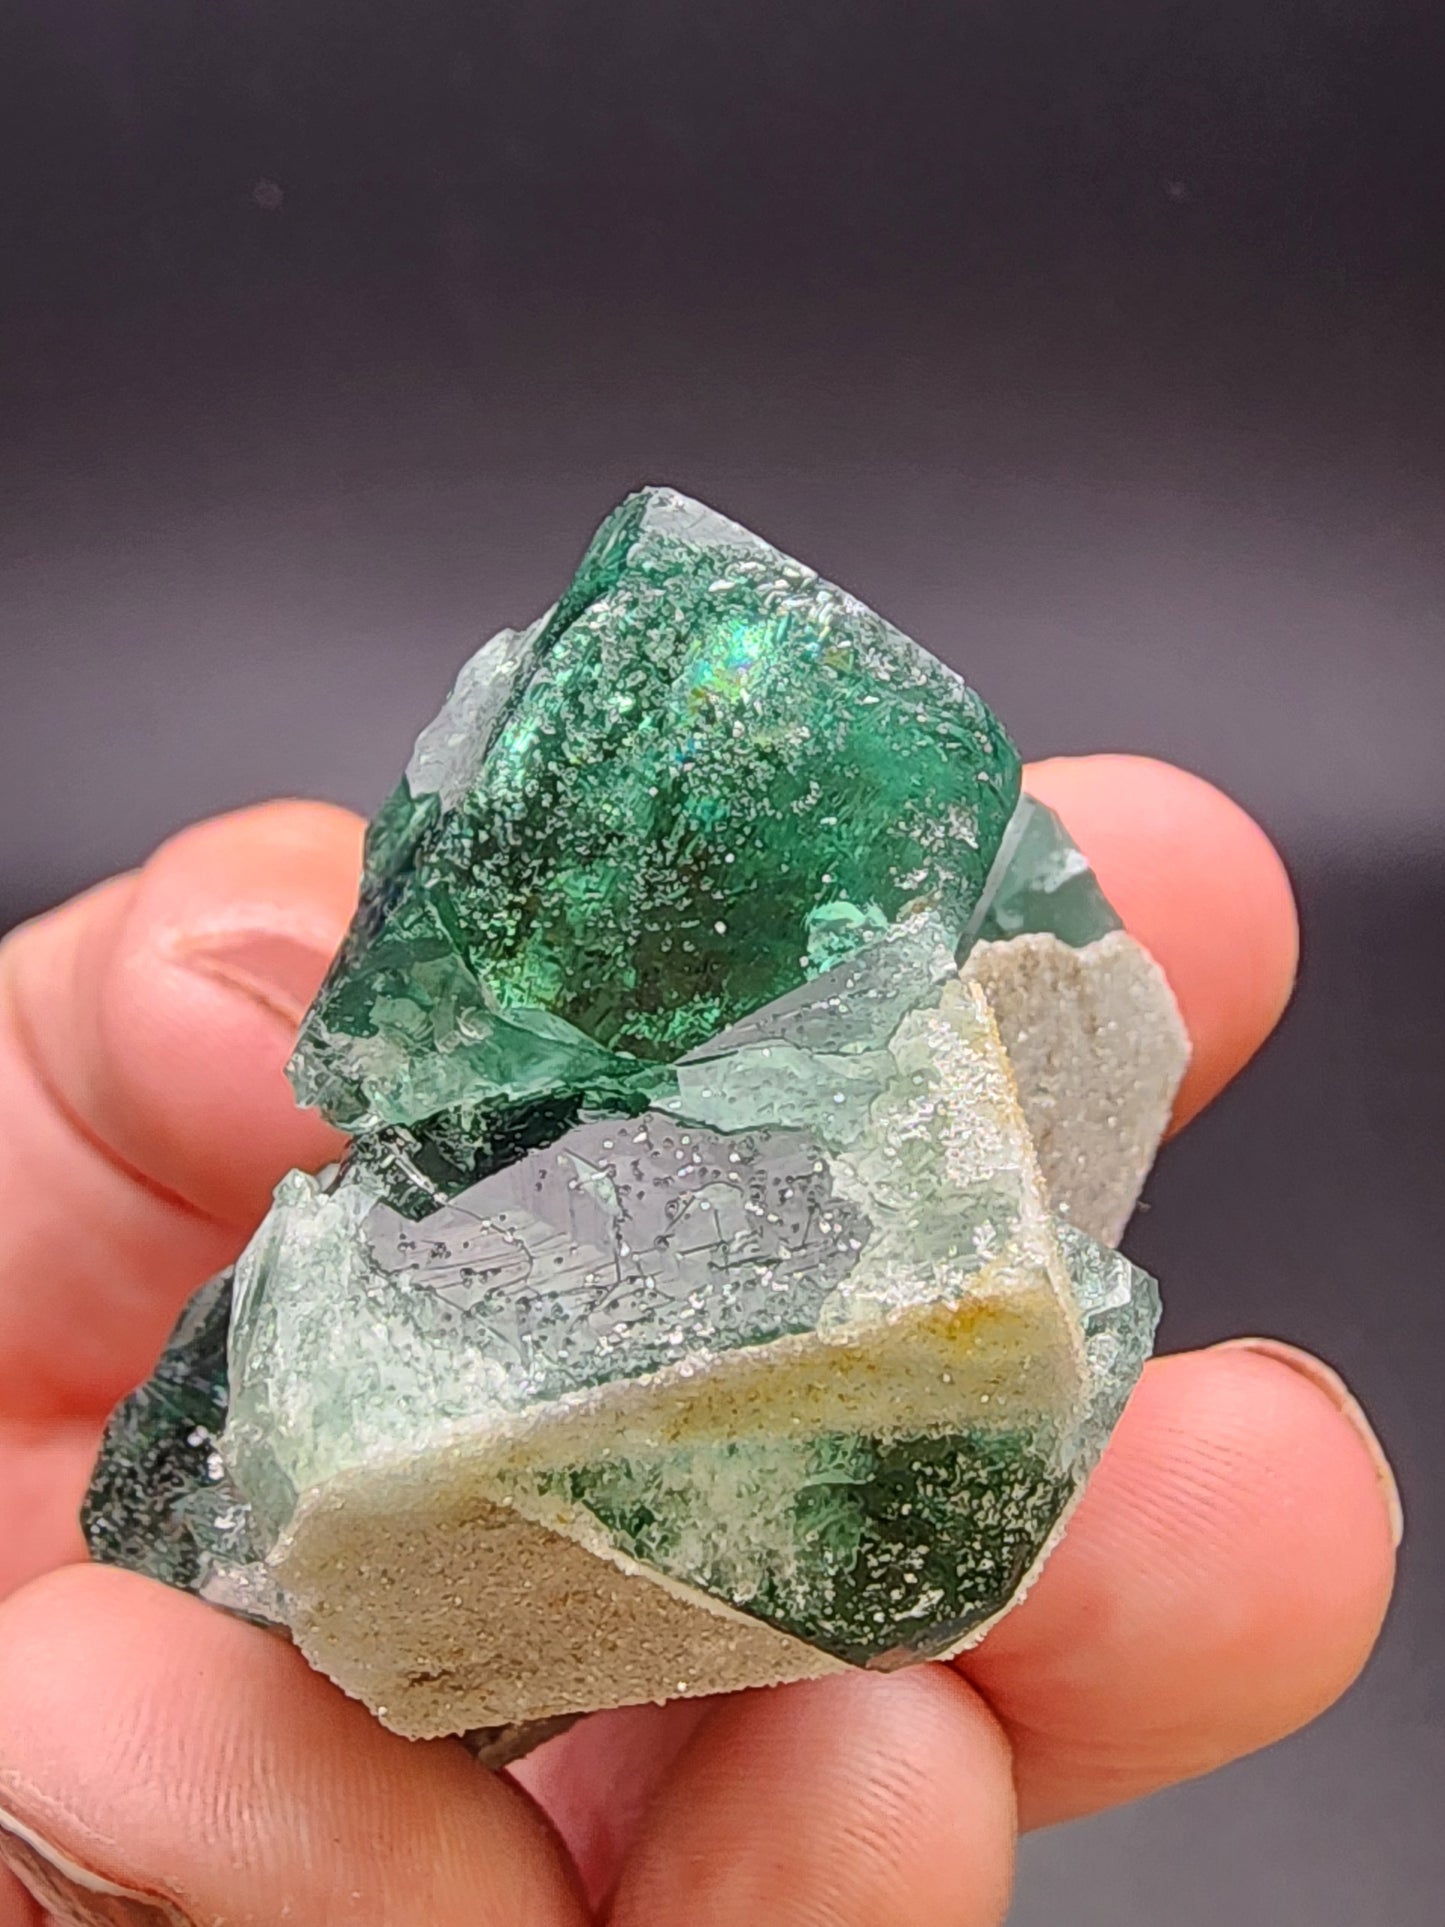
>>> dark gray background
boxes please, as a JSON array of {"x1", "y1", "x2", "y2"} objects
[{"x1": 1, "y1": 4, "x2": 1441, "y2": 1919}]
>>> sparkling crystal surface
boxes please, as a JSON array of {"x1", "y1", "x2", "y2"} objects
[
  {"x1": 515, "y1": 1214, "x2": 1158, "y2": 1667},
  {"x1": 291, "y1": 487, "x2": 1020, "y2": 1134},
  {"x1": 82, "y1": 487, "x2": 1167, "y2": 1740},
  {"x1": 220, "y1": 976, "x2": 1157, "y2": 1678},
  {"x1": 87, "y1": 1163, "x2": 1156, "y2": 1675},
  {"x1": 81, "y1": 1274, "x2": 280, "y2": 1623}
]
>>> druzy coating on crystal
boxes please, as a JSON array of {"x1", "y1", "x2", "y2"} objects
[
  {"x1": 230, "y1": 964, "x2": 1041, "y2": 1524},
  {"x1": 215, "y1": 976, "x2": 1158, "y2": 1728},
  {"x1": 83, "y1": 487, "x2": 1177, "y2": 1748},
  {"x1": 291, "y1": 488, "x2": 1020, "y2": 1134}
]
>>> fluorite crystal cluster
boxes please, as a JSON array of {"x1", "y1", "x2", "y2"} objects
[{"x1": 84, "y1": 488, "x2": 1188, "y2": 1757}]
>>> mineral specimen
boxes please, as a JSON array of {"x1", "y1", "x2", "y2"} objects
[
  {"x1": 290, "y1": 486, "x2": 1019, "y2": 1138},
  {"x1": 961, "y1": 931, "x2": 1188, "y2": 1245},
  {"x1": 84, "y1": 487, "x2": 1188, "y2": 1752}
]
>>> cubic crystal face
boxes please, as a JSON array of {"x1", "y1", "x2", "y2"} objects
[
  {"x1": 291, "y1": 488, "x2": 1020, "y2": 1134},
  {"x1": 83, "y1": 487, "x2": 1186, "y2": 1752}
]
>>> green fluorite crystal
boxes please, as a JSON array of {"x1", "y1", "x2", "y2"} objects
[
  {"x1": 81, "y1": 1273, "x2": 239, "y2": 1595},
  {"x1": 84, "y1": 487, "x2": 1169, "y2": 1746},
  {"x1": 80, "y1": 1273, "x2": 279, "y2": 1624},
  {"x1": 291, "y1": 487, "x2": 1020, "y2": 1135},
  {"x1": 975, "y1": 794, "x2": 1122, "y2": 948}
]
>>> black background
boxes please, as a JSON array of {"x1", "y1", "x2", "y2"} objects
[{"x1": 2, "y1": 5, "x2": 1442, "y2": 1919}]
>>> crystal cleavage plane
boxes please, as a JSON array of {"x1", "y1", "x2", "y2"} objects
[{"x1": 83, "y1": 487, "x2": 1189, "y2": 1759}]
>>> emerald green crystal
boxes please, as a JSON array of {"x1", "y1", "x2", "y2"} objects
[
  {"x1": 516, "y1": 1224, "x2": 1158, "y2": 1667},
  {"x1": 543, "y1": 1428, "x2": 1074, "y2": 1667},
  {"x1": 81, "y1": 1274, "x2": 237, "y2": 1594},
  {"x1": 82, "y1": 487, "x2": 1171, "y2": 1749},
  {"x1": 80, "y1": 1274, "x2": 279, "y2": 1623},
  {"x1": 292, "y1": 487, "x2": 1020, "y2": 1134}
]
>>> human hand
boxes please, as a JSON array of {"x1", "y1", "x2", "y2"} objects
[{"x1": 0, "y1": 756, "x2": 1399, "y2": 1925}]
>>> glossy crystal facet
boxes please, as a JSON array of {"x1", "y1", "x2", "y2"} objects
[
  {"x1": 83, "y1": 488, "x2": 1174, "y2": 1749},
  {"x1": 975, "y1": 794, "x2": 1122, "y2": 948},
  {"x1": 291, "y1": 489, "x2": 1020, "y2": 1135}
]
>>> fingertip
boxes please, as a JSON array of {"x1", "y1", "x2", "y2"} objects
[
  {"x1": 138, "y1": 797, "x2": 367, "y2": 1017},
  {"x1": 1212, "y1": 1336, "x2": 1404, "y2": 1549},
  {"x1": 0, "y1": 1419, "x2": 93, "y2": 1598},
  {"x1": 962, "y1": 1343, "x2": 1397, "y2": 1827},
  {"x1": 608, "y1": 1669, "x2": 1015, "y2": 1927},
  {"x1": 1024, "y1": 754, "x2": 1299, "y2": 1125},
  {"x1": 0, "y1": 800, "x2": 365, "y2": 1417},
  {"x1": 21, "y1": 799, "x2": 363, "y2": 1232},
  {"x1": 153, "y1": 796, "x2": 366, "y2": 889},
  {"x1": 0, "y1": 1566, "x2": 586, "y2": 1926}
]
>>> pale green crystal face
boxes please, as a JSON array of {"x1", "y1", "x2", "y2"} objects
[
  {"x1": 219, "y1": 976, "x2": 1155, "y2": 1667},
  {"x1": 82, "y1": 487, "x2": 1164, "y2": 1735},
  {"x1": 82, "y1": 1196, "x2": 1156, "y2": 1671},
  {"x1": 976, "y1": 794, "x2": 1122, "y2": 948}
]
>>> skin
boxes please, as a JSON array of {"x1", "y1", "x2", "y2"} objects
[{"x1": 0, "y1": 754, "x2": 1399, "y2": 1925}]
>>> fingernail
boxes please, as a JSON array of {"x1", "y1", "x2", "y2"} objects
[
  {"x1": 172, "y1": 927, "x2": 333, "y2": 1028},
  {"x1": 0, "y1": 1803, "x2": 192, "y2": 1924},
  {"x1": 1214, "y1": 1337, "x2": 1404, "y2": 1548}
]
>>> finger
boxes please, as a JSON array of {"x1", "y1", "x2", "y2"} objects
[
  {"x1": 0, "y1": 1565, "x2": 587, "y2": 1927},
  {"x1": 510, "y1": 1700, "x2": 713, "y2": 1912},
  {"x1": 0, "y1": 801, "x2": 361, "y2": 1420},
  {"x1": 0, "y1": 1867, "x2": 35, "y2": 1926},
  {"x1": 605, "y1": 1669, "x2": 1015, "y2": 1927},
  {"x1": 958, "y1": 1342, "x2": 1399, "y2": 1828},
  {"x1": 1023, "y1": 754, "x2": 1298, "y2": 1128},
  {"x1": 0, "y1": 1417, "x2": 97, "y2": 1591}
]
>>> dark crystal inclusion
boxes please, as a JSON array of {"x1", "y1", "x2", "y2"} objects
[
  {"x1": 340, "y1": 1091, "x2": 589, "y2": 1220},
  {"x1": 292, "y1": 488, "x2": 1021, "y2": 1135},
  {"x1": 81, "y1": 1273, "x2": 261, "y2": 1597},
  {"x1": 550, "y1": 1427, "x2": 1073, "y2": 1666}
]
